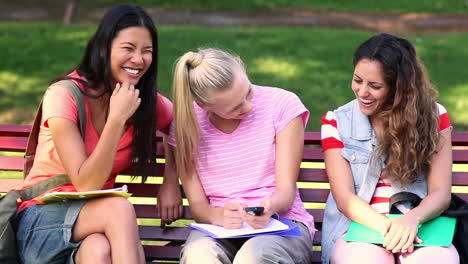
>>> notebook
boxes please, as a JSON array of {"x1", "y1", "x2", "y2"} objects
[
  {"x1": 343, "y1": 214, "x2": 456, "y2": 247},
  {"x1": 37, "y1": 185, "x2": 132, "y2": 203},
  {"x1": 188, "y1": 216, "x2": 301, "y2": 239}
]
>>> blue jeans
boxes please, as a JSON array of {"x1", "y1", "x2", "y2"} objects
[{"x1": 16, "y1": 200, "x2": 88, "y2": 264}]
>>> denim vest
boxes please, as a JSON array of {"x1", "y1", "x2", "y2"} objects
[{"x1": 321, "y1": 100, "x2": 428, "y2": 263}]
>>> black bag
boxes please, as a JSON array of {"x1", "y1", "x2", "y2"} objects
[
  {"x1": 390, "y1": 192, "x2": 468, "y2": 264},
  {"x1": 0, "y1": 174, "x2": 71, "y2": 263},
  {"x1": 0, "y1": 80, "x2": 86, "y2": 263}
]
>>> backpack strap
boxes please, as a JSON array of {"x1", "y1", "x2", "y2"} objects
[
  {"x1": 18, "y1": 174, "x2": 71, "y2": 201},
  {"x1": 58, "y1": 80, "x2": 87, "y2": 136},
  {"x1": 23, "y1": 80, "x2": 86, "y2": 178}
]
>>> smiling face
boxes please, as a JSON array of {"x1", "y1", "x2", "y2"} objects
[
  {"x1": 201, "y1": 69, "x2": 254, "y2": 120},
  {"x1": 352, "y1": 59, "x2": 390, "y2": 120},
  {"x1": 110, "y1": 26, "x2": 153, "y2": 86}
]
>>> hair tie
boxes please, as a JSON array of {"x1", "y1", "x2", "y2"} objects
[{"x1": 187, "y1": 51, "x2": 204, "y2": 68}]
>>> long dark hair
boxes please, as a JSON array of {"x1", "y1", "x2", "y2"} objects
[
  {"x1": 353, "y1": 33, "x2": 440, "y2": 185},
  {"x1": 61, "y1": 5, "x2": 159, "y2": 182}
]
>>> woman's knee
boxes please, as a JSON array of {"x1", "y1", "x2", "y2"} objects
[
  {"x1": 331, "y1": 238, "x2": 394, "y2": 264},
  {"x1": 75, "y1": 233, "x2": 111, "y2": 264},
  {"x1": 398, "y1": 245, "x2": 460, "y2": 264},
  {"x1": 73, "y1": 197, "x2": 138, "y2": 240},
  {"x1": 181, "y1": 237, "x2": 226, "y2": 263},
  {"x1": 103, "y1": 197, "x2": 136, "y2": 218}
]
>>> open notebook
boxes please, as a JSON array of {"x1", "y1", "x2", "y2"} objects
[
  {"x1": 189, "y1": 216, "x2": 301, "y2": 239},
  {"x1": 37, "y1": 185, "x2": 132, "y2": 203}
]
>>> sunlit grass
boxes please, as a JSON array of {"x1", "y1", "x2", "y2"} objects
[
  {"x1": 48, "y1": 0, "x2": 468, "y2": 13},
  {"x1": 1, "y1": 23, "x2": 468, "y2": 130}
]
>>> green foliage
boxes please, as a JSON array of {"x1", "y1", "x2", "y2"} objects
[
  {"x1": 0, "y1": 23, "x2": 467, "y2": 131},
  {"x1": 54, "y1": 0, "x2": 468, "y2": 13}
]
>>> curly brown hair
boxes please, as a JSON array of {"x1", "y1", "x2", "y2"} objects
[{"x1": 353, "y1": 33, "x2": 440, "y2": 185}]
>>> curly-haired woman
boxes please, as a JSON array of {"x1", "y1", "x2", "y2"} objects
[{"x1": 321, "y1": 33, "x2": 459, "y2": 263}]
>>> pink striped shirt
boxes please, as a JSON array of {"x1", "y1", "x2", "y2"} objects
[
  {"x1": 169, "y1": 85, "x2": 314, "y2": 234},
  {"x1": 321, "y1": 103, "x2": 452, "y2": 214}
]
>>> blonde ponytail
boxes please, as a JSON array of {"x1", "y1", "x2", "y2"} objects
[{"x1": 172, "y1": 48, "x2": 245, "y2": 177}]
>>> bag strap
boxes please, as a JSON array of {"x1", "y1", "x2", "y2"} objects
[
  {"x1": 389, "y1": 192, "x2": 422, "y2": 214},
  {"x1": 18, "y1": 174, "x2": 71, "y2": 201},
  {"x1": 59, "y1": 80, "x2": 87, "y2": 136},
  {"x1": 23, "y1": 80, "x2": 86, "y2": 178}
]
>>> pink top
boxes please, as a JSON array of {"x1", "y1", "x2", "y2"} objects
[
  {"x1": 169, "y1": 85, "x2": 315, "y2": 234},
  {"x1": 321, "y1": 103, "x2": 452, "y2": 214},
  {"x1": 18, "y1": 71, "x2": 173, "y2": 212}
]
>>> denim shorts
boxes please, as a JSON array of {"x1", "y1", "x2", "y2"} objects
[{"x1": 16, "y1": 200, "x2": 88, "y2": 264}]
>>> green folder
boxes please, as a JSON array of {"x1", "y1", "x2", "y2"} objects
[{"x1": 343, "y1": 214, "x2": 456, "y2": 247}]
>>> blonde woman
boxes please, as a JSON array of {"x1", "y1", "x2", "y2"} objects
[
  {"x1": 321, "y1": 33, "x2": 459, "y2": 263},
  {"x1": 166, "y1": 48, "x2": 314, "y2": 263}
]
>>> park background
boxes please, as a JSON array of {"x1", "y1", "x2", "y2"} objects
[
  {"x1": 1, "y1": 1, "x2": 467, "y2": 252},
  {"x1": 1, "y1": 0, "x2": 468, "y2": 132}
]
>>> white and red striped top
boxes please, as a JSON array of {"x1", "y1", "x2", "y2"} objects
[
  {"x1": 169, "y1": 85, "x2": 314, "y2": 233},
  {"x1": 321, "y1": 103, "x2": 452, "y2": 214}
]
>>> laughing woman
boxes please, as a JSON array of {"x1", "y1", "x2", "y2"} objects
[
  {"x1": 321, "y1": 33, "x2": 459, "y2": 264},
  {"x1": 15, "y1": 5, "x2": 181, "y2": 264}
]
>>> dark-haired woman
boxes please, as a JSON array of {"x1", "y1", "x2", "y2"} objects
[
  {"x1": 15, "y1": 5, "x2": 182, "y2": 263},
  {"x1": 321, "y1": 33, "x2": 459, "y2": 263}
]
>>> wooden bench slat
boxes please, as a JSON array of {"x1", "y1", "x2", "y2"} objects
[
  {"x1": 1, "y1": 128, "x2": 467, "y2": 145},
  {"x1": 134, "y1": 205, "x2": 326, "y2": 223},
  {"x1": 300, "y1": 189, "x2": 330, "y2": 203},
  {"x1": 0, "y1": 156, "x2": 24, "y2": 171},
  {"x1": 0, "y1": 124, "x2": 31, "y2": 137},
  {"x1": 140, "y1": 226, "x2": 191, "y2": 241},
  {"x1": 143, "y1": 245, "x2": 181, "y2": 260},
  {"x1": 452, "y1": 132, "x2": 468, "y2": 146},
  {"x1": 0, "y1": 137, "x2": 28, "y2": 152},
  {"x1": 453, "y1": 149, "x2": 468, "y2": 163},
  {"x1": 135, "y1": 205, "x2": 191, "y2": 219},
  {"x1": 123, "y1": 182, "x2": 331, "y2": 203},
  {"x1": 453, "y1": 172, "x2": 468, "y2": 185},
  {"x1": 303, "y1": 148, "x2": 324, "y2": 162},
  {"x1": 298, "y1": 169, "x2": 328, "y2": 182},
  {"x1": 1, "y1": 125, "x2": 467, "y2": 264}
]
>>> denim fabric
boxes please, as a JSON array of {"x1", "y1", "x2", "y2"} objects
[
  {"x1": 321, "y1": 100, "x2": 429, "y2": 263},
  {"x1": 16, "y1": 200, "x2": 87, "y2": 264}
]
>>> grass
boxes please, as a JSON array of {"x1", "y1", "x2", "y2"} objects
[
  {"x1": 1, "y1": 22, "x2": 468, "y2": 131},
  {"x1": 46, "y1": 0, "x2": 468, "y2": 14}
]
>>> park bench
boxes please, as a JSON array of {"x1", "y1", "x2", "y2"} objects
[{"x1": 1, "y1": 124, "x2": 467, "y2": 263}]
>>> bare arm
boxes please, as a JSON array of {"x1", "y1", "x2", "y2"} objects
[
  {"x1": 157, "y1": 136, "x2": 183, "y2": 227},
  {"x1": 49, "y1": 82, "x2": 140, "y2": 191},
  {"x1": 270, "y1": 116, "x2": 305, "y2": 213},
  {"x1": 325, "y1": 148, "x2": 391, "y2": 234},
  {"x1": 406, "y1": 128, "x2": 453, "y2": 221}
]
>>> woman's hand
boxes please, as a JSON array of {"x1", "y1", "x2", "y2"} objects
[
  {"x1": 157, "y1": 182, "x2": 183, "y2": 228},
  {"x1": 383, "y1": 214, "x2": 423, "y2": 253},
  {"x1": 222, "y1": 202, "x2": 246, "y2": 229},
  {"x1": 242, "y1": 199, "x2": 275, "y2": 229},
  {"x1": 108, "y1": 82, "x2": 141, "y2": 124}
]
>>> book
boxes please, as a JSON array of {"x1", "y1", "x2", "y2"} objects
[
  {"x1": 343, "y1": 214, "x2": 457, "y2": 247},
  {"x1": 188, "y1": 216, "x2": 301, "y2": 239},
  {"x1": 37, "y1": 185, "x2": 132, "y2": 203}
]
